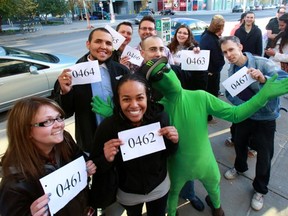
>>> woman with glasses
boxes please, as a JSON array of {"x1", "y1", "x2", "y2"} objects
[
  {"x1": 90, "y1": 73, "x2": 178, "y2": 216},
  {"x1": 0, "y1": 97, "x2": 96, "y2": 216}
]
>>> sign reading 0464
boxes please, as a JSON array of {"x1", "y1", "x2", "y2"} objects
[{"x1": 71, "y1": 68, "x2": 95, "y2": 78}]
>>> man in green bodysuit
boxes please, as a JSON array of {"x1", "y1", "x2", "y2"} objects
[{"x1": 141, "y1": 55, "x2": 288, "y2": 216}]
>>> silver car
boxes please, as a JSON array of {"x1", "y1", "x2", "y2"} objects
[
  {"x1": 135, "y1": 11, "x2": 153, "y2": 24},
  {"x1": 0, "y1": 46, "x2": 77, "y2": 112}
]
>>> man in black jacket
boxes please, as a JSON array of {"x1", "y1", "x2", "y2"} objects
[{"x1": 56, "y1": 28, "x2": 130, "y2": 154}]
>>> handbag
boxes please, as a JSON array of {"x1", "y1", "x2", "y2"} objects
[{"x1": 279, "y1": 46, "x2": 288, "y2": 72}]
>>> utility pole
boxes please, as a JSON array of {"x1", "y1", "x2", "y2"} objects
[{"x1": 109, "y1": 0, "x2": 115, "y2": 23}]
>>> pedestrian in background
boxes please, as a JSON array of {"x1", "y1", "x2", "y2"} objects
[
  {"x1": 265, "y1": 13, "x2": 288, "y2": 72},
  {"x1": 0, "y1": 97, "x2": 96, "y2": 216},
  {"x1": 230, "y1": 12, "x2": 247, "y2": 36},
  {"x1": 264, "y1": 6, "x2": 286, "y2": 55},
  {"x1": 235, "y1": 11, "x2": 263, "y2": 56}
]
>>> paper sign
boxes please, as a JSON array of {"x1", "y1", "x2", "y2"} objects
[
  {"x1": 222, "y1": 66, "x2": 256, "y2": 97},
  {"x1": 118, "y1": 122, "x2": 166, "y2": 161},
  {"x1": 69, "y1": 61, "x2": 101, "y2": 85},
  {"x1": 40, "y1": 156, "x2": 87, "y2": 215},
  {"x1": 121, "y1": 45, "x2": 144, "y2": 66},
  {"x1": 181, "y1": 50, "x2": 210, "y2": 71},
  {"x1": 105, "y1": 25, "x2": 125, "y2": 50}
]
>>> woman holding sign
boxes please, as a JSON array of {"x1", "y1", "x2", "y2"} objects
[
  {"x1": 168, "y1": 25, "x2": 208, "y2": 94},
  {"x1": 90, "y1": 73, "x2": 178, "y2": 216},
  {"x1": 0, "y1": 97, "x2": 96, "y2": 216}
]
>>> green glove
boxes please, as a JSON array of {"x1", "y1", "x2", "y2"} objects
[
  {"x1": 257, "y1": 74, "x2": 288, "y2": 104},
  {"x1": 91, "y1": 96, "x2": 113, "y2": 118}
]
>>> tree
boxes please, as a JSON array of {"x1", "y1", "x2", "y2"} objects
[
  {"x1": 37, "y1": 0, "x2": 69, "y2": 24},
  {"x1": 0, "y1": 0, "x2": 37, "y2": 21}
]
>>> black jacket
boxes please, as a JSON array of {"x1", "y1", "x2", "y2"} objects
[
  {"x1": 199, "y1": 30, "x2": 225, "y2": 74},
  {"x1": 89, "y1": 103, "x2": 178, "y2": 207},
  {"x1": 57, "y1": 53, "x2": 130, "y2": 153},
  {"x1": 235, "y1": 24, "x2": 263, "y2": 56},
  {"x1": 0, "y1": 132, "x2": 89, "y2": 216}
]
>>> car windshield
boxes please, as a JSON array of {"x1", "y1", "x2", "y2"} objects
[
  {"x1": 1, "y1": 46, "x2": 59, "y2": 63},
  {"x1": 172, "y1": 20, "x2": 207, "y2": 31}
]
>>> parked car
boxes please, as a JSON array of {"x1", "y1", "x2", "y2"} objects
[
  {"x1": 0, "y1": 46, "x2": 77, "y2": 112},
  {"x1": 255, "y1": 5, "x2": 263, "y2": 10},
  {"x1": 171, "y1": 18, "x2": 209, "y2": 43},
  {"x1": 246, "y1": 5, "x2": 256, "y2": 11},
  {"x1": 91, "y1": 11, "x2": 110, "y2": 20},
  {"x1": 81, "y1": 11, "x2": 110, "y2": 20},
  {"x1": 232, "y1": 5, "x2": 244, "y2": 12},
  {"x1": 134, "y1": 11, "x2": 153, "y2": 24},
  {"x1": 159, "y1": 9, "x2": 175, "y2": 15}
]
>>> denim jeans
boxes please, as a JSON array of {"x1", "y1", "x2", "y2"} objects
[{"x1": 179, "y1": 180, "x2": 196, "y2": 200}]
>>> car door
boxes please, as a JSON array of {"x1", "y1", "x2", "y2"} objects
[{"x1": 0, "y1": 58, "x2": 49, "y2": 111}]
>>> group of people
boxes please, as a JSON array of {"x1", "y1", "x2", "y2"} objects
[{"x1": 1, "y1": 12, "x2": 288, "y2": 216}]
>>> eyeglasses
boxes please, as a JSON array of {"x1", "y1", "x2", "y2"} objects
[
  {"x1": 139, "y1": 27, "x2": 155, "y2": 31},
  {"x1": 149, "y1": 63, "x2": 171, "y2": 82},
  {"x1": 32, "y1": 116, "x2": 65, "y2": 127}
]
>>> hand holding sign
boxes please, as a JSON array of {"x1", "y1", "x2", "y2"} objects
[
  {"x1": 40, "y1": 156, "x2": 87, "y2": 215},
  {"x1": 181, "y1": 50, "x2": 210, "y2": 71},
  {"x1": 118, "y1": 122, "x2": 166, "y2": 161},
  {"x1": 222, "y1": 66, "x2": 256, "y2": 97},
  {"x1": 121, "y1": 45, "x2": 144, "y2": 66},
  {"x1": 69, "y1": 61, "x2": 101, "y2": 86}
]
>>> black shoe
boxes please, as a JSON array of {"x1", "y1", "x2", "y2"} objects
[
  {"x1": 205, "y1": 196, "x2": 225, "y2": 216},
  {"x1": 189, "y1": 196, "x2": 204, "y2": 211}
]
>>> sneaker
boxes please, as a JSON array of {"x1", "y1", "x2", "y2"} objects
[
  {"x1": 224, "y1": 137, "x2": 234, "y2": 147},
  {"x1": 251, "y1": 192, "x2": 264, "y2": 210},
  {"x1": 224, "y1": 167, "x2": 239, "y2": 180},
  {"x1": 189, "y1": 196, "x2": 204, "y2": 211}
]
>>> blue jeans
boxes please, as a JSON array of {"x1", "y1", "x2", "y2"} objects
[{"x1": 179, "y1": 180, "x2": 196, "y2": 200}]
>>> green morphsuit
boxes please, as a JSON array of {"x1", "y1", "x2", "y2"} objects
[{"x1": 144, "y1": 57, "x2": 288, "y2": 216}]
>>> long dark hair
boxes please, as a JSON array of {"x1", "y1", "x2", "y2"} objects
[
  {"x1": 113, "y1": 73, "x2": 160, "y2": 123},
  {"x1": 271, "y1": 13, "x2": 288, "y2": 51},
  {"x1": 168, "y1": 24, "x2": 199, "y2": 54}
]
